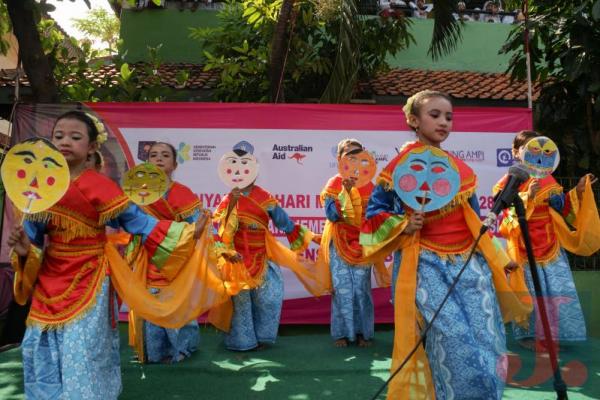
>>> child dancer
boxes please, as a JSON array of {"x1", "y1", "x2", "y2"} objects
[
  {"x1": 6, "y1": 111, "x2": 210, "y2": 399},
  {"x1": 359, "y1": 90, "x2": 531, "y2": 399},
  {"x1": 317, "y1": 138, "x2": 385, "y2": 347},
  {"x1": 129, "y1": 142, "x2": 202, "y2": 363},
  {"x1": 211, "y1": 141, "x2": 322, "y2": 351},
  {"x1": 495, "y1": 130, "x2": 599, "y2": 350}
]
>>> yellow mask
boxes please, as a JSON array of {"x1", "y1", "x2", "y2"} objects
[
  {"x1": 122, "y1": 163, "x2": 168, "y2": 205},
  {"x1": 1, "y1": 138, "x2": 69, "y2": 213}
]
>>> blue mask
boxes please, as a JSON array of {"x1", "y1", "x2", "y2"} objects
[
  {"x1": 392, "y1": 146, "x2": 460, "y2": 212},
  {"x1": 519, "y1": 136, "x2": 560, "y2": 179}
]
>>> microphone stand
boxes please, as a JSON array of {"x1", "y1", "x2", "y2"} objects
[{"x1": 513, "y1": 196, "x2": 568, "y2": 400}]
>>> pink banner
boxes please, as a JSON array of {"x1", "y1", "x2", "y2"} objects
[{"x1": 2, "y1": 103, "x2": 532, "y2": 325}]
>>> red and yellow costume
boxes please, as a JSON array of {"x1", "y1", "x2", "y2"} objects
[
  {"x1": 359, "y1": 141, "x2": 532, "y2": 399},
  {"x1": 126, "y1": 181, "x2": 205, "y2": 362},
  {"x1": 208, "y1": 185, "x2": 324, "y2": 338},
  {"x1": 141, "y1": 181, "x2": 201, "y2": 287},
  {"x1": 12, "y1": 169, "x2": 228, "y2": 330},
  {"x1": 316, "y1": 175, "x2": 390, "y2": 291},
  {"x1": 10, "y1": 169, "x2": 229, "y2": 398},
  {"x1": 495, "y1": 173, "x2": 600, "y2": 342},
  {"x1": 495, "y1": 174, "x2": 600, "y2": 271}
]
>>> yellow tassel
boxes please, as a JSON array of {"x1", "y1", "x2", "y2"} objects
[
  {"x1": 176, "y1": 203, "x2": 201, "y2": 221},
  {"x1": 27, "y1": 267, "x2": 107, "y2": 331},
  {"x1": 99, "y1": 198, "x2": 130, "y2": 225}
]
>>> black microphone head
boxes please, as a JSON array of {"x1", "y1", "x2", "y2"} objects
[{"x1": 508, "y1": 164, "x2": 530, "y2": 182}]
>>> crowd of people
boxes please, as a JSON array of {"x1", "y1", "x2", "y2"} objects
[{"x1": 379, "y1": 0, "x2": 526, "y2": 24}]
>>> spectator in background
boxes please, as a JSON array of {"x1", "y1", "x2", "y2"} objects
[
  {"x1": 379, "y1": 0, "x2": 407, "y2": 12},
  {"x1": 483, "y1": 1, "x2": 500, "y2": 22},
  {"x1": 454, "y1": 1, "x2": 473, "y2": 21},
  {"x1": 515, "y1": 9, "x2": 526, "y2": 22},
  {"x1": 472, "y1": 7, "x2": 482, "y2": 21},
  {"x1": 410, "y1": 0, "x2": 429, "y2": 18}
]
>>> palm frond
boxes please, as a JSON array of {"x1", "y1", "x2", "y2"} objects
[
  {"x1": 320, "y1": 0, "x2": 361, "y2": 103},
  {"x1": 428, "y1": 0, "x2": 463, "y2": 60}
]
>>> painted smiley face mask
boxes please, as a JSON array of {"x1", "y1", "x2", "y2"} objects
[
  {"x1": 338, "y1": 150, "x2": 377, "y2": 189},
  {"x1": 519, "y1": 136, "x2": 560, "y2": 179},
  {"x1": 1, "y1": 138, "x2": 70, "y2": 213},
  {"x1": 392, "y1": 145, "x2": 460, "y2": 212},
  {"x1": 122, "y1": 163, "x2": 168, "y2": 205},
  {"x1": 218, "y1": 151, "x2": 259, "y2": 190}
]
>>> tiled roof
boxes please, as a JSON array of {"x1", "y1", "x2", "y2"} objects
[
  {"x1": 369, "y1": 68, "x2": 540, "y2": 101},
  {"x1": 0, "y1": 63, "x2": 220, "y2": 90},
  {"x1": 0, "y1": 63, "x2": 537, "y2": 102}
]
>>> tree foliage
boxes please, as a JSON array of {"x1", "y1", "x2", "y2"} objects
[
  {"x1": 71, "y1": 7, "x2": 120, "y2": 55},
  {"x1": 1, "y1": 0, "x2": 176, "y2": 102},
  {"x1": 189, "y1": 0, "x2": 413, "y2": 102},
  {"x1": 0, "y1": 1, "x2": 11, "y2": 55},
  {"x1": 501, "y1": 0, "x2": 600, "y2": 176}
]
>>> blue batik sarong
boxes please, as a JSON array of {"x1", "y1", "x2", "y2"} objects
[
  {"x1": 395, "y1": 250, "x2": 507, "y2": 400},
  {"x1": 144, "y1": 287, "x2": 200, "y2": 363},
  {"x1": 21, "y1": 278, "x2": 121, "y2": 400},
  {"x1": 329, "y1": 244, "x2": 374, "y2": 342},
  {"x1": 512, "y1": 249, "x2": 586, "y2": 342},
  {"x1": 224, "y1": 262, "x2": 284, "y2": 351}
]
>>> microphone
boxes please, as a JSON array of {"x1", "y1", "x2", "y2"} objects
[{"x1": 481, "y1": 164, "x2": 530, "y2": 233}]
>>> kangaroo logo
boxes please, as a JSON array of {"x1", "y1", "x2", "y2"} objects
[{"x1": 289, "y1": 152, "x2": 306, "y2": 165}]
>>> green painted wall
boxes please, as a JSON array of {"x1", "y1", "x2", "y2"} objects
[
  {"x1": 387, "y1": 19, "x2": 514, "y2": 73},
  {"x1": 120, "y1": 10, "x2": 515, "y2": 73},
  {"x1": 573, "y1": 271, "x2": 600, "y2": 338},
  {"x1": 119, "y1": 9, "x2": 220, "y2": 63}
]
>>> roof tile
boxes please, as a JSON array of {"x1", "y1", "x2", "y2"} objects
[{"x1": 0, "y1": 64, "x2": 540, "y2": 102}]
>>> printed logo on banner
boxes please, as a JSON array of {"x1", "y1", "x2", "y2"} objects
[
  {"x1": 137, "y1": 141, "x2": 192, "y2": 164},
  {"x1": 449, "y1": 149, "x2": 485, "y2": 162},
  {"x1": 371, "y1": 150, "x2": 390, "y2": 163},
  {"x1": 192, "y1": 144, "x2": 216, "y2": 161},
  {"x1": 137, "y1": 141, "x2": 154, "y2": 161},
  {"x1": 496, "y1": 148, "x2": 514, "y2": 167},
  {"x1": 272, "y1": 144, "x2": 313, "y2": 164},
  {"x1": 177, "y1": 142, "x2": 191, "y2": 164}
]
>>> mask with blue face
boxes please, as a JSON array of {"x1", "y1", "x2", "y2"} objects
[{"x1": 392, "y1": 146, "x2": 460, "y2": 212}]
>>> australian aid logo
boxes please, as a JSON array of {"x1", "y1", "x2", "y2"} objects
[{"x1": 272, "y1": 144, "x2": 313, "y2": 164}]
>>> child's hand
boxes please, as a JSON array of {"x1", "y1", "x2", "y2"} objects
[
  {"x1": 576, "y1": 173, "x2": 597, "y2": 199},
  {"x1": 504, "y1": 261, "x2": 518, "y2": 274},
  {"x1": 230, "y1": 188, "x2": 241, "y2": 201},
  {"x1": 7, "y1": 226, "x2": 31, "y2": 257},
  {"x1": 193, "y1": 213, "x2": 209, "y2": 239},
  {"x1": 342, "y1": 177, "x2": 356, "y2": 192},
  {"x1": 223, "y1": 252, "x2": 243, "y2": 264},
  {"x1": 404, "y1": 211, "x2": 424, "y2": 235},
  {"x1": 526, "y1": 179, "x2": 540, "y2": 198}
]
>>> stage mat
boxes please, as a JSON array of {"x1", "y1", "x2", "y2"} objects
[{"x1": 0, "y1": 324, "x2": 598, "y2": 399}]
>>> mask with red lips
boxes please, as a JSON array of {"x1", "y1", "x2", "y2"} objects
[
  {"x1": 218, "y1": 150, "x2": 259, "y2": 189},
  {"x1": 392, "y1": 146, "x2": 460, "y2": 212}
]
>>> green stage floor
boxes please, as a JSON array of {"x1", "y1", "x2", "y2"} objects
[{"x1": 0, "y1": 324, "x2": 598, "y2": 399}]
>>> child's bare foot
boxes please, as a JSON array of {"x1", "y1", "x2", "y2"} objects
[
  {"x1": 256, "y1": 343, "x2": 269, "y2": 350},
  {"x1": 357, "y1": 335, "x2": 372, "y2": 347},
  {"x1": 334, "y1": 338, "x2": 349, "y2": 347}
]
